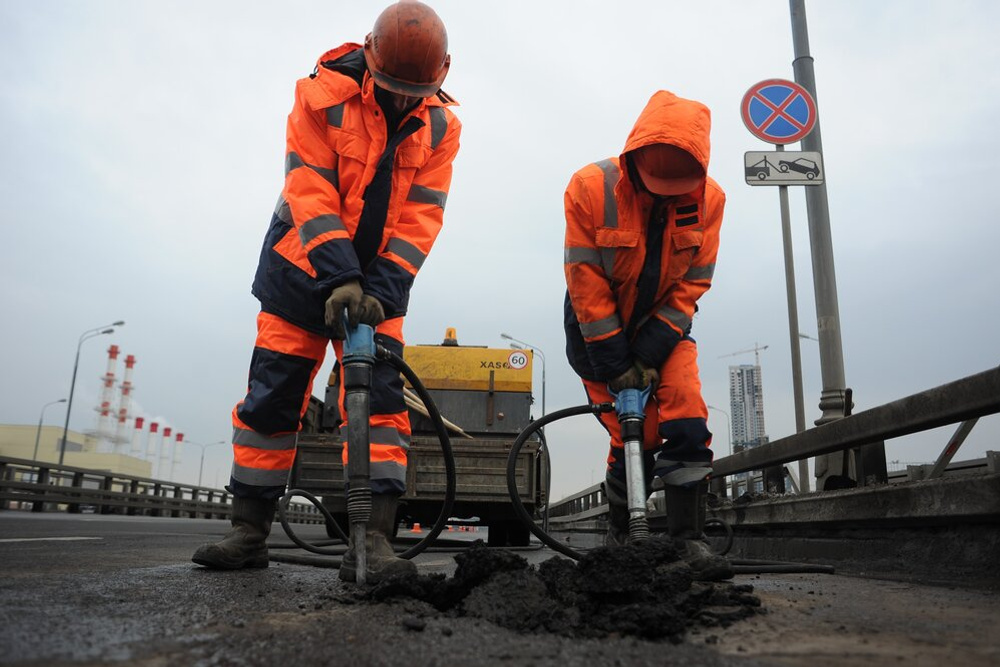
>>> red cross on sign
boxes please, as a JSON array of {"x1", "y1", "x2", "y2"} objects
[{"x1": 741, "y1": 79, "x2": 817, "y2": 145}]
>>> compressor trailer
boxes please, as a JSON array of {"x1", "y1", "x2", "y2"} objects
[{"x1": 290, "y1": 331, "x2": 547, "y2": 547}]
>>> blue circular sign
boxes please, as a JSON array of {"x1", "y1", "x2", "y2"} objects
[{"x1": 741, "y1": 79, "x2": 817, "y2": 144}]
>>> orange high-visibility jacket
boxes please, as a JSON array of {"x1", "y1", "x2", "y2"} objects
[
  {"x1": 564, "y1": 91, "x2": 725, "y2": 381},
  {"x1": 252, "y1": 44, "x2": 461, "y2": 335}
]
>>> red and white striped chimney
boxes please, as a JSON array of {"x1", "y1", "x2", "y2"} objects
[
  {"x1": 96, "y1": 345, "x2": 120, "y2": 453},
  {"x1": 169, "y1": 432, "x2": 184, "y2": 482},
  {"x1": 130, "y1": 416, "x2": 145, "y2": 457},
  {"x1": 146, "y1": 421, "x2": 159, "y2": 469},
  {"x1": 113, "y1": 354, "x2": 136, "y2": 454},
  {"x1": 159, "y1": 427, "x2": 173, "y2": 480}
]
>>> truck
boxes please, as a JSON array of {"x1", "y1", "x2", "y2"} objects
[{"x1": 290, "y1": 329, "x2": 547, "y2": 547}]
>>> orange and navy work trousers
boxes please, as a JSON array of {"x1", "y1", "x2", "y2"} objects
[
  {"x1": 583, "y1": 339, "x2": 713, "y2": 491},
  {"x1": 229, "y1": 310, "x2": 410, "y2": 500}
]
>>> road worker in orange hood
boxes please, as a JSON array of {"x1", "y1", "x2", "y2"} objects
[
  {"x1": 563, "y1": 90, "x2": 732, "y2": 580},
  {"x1": 193, "y1": 0, "x2": 461, "y2": 583}
]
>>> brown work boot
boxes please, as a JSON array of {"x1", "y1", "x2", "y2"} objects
[
  {"x1": 664, "y1": 483, "x2": 734, "y2": 581},
  {"x1": 602, "y1": 477, "x2": 631, "y2": 547},
  {"x1": 338, "y1": 494, "x2": 416, "y2": 584},
  {"x1": 192, "y1": 496, "x2": 275, "y2": 570}
]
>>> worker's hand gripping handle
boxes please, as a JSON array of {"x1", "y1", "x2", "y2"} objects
[
  {"x1": 342, "y1": 309, "x2": 376, "y2": 584},
  {"x1": 612, "y1": 385, "x2": 653, "y2": 543}
]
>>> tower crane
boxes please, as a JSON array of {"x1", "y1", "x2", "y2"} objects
[{"x1": 718, "y1": 343, "x2": 769, "y2": 368}]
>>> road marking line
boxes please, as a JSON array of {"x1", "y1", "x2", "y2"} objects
[{"x1": 0, "y1": 537, "x2": 102, "y2": 543}]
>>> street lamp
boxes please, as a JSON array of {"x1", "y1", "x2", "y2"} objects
[
  {"x1": 58, "y1": 321, "x2": 125, "y2": 466},
  {"x1": 190, "y1": 440, "x2": 227, "y2": 487},
  {"x1": 799, "y1": 333, "x2": 819, "y2": 342},
  {"x1": 33, "y1": 399, "x2": 67, "y2": 462},
  {"x1": 707, "y1": 405, "x2": 732, "y2": 457},
  {"x1": 500, "y1": 333, "x2": 546, "y2": 425}
]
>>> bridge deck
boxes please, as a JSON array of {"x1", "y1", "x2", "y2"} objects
[{"x1": 1, "y1": 513, "x2": 997, "y2": 666}]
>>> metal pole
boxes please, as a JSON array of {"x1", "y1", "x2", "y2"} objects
[
  {"x1": 789, "y1": 0, "x2": 847, "y2": 425},
  {"x1": 776, "y1": 144, "x2": 809, "y2": 492},
  {"x1": 707, "y1": 405, "x2": 732, "y2": 457},
  {"x1": 501, "y1": 333, "x2": 546, "y2": 429},
  {"x1": 33, "y1": 399, "x2": 67, "y2": 463},
  {"x1": 790, "y1": 0, "x2": 877, "y2": 489},
  {"x1": 197, "y1": 441, "x2": 227, "y2": 487},
  {"x1": 58, "y1": 322, "x2": 123, "y2": 466}
]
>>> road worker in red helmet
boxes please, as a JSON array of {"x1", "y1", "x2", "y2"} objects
[
  {"x1": 563, "y1": 90, "x2": 732, "y2": 581},
  {"x1": 193, "y1": 1, "x2": 461, "y2": 584}
]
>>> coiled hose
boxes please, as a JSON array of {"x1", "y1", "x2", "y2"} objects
[
  {"x1": 276, "y1": 344, "x2": 456, "y2": 563},
  {"x1": 506, "y1": 402, "x2": 735, "y2": 561}
]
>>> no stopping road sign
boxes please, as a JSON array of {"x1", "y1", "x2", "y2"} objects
[{"x1": 741, "y1": 79, "x2": 817, "y2": 145}]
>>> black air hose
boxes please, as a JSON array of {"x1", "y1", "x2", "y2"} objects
[{"x1": 276, "y1": 345, "x2": 456, "y2": 562}]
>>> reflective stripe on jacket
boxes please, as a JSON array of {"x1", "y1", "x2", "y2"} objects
[
  {"x1": 564, "y1": 91, "x2": 725, "y2": 381},
  {"x1": 252, "y1": 43, "x2": 461, "y2": 336}
]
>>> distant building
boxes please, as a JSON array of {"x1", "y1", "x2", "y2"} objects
[
  {"x1": 0, "y1": 424, "x2": 151, "y2": 478},
  {"x1": 729, "y1": 364, "x2": 769, "y2": 492}
]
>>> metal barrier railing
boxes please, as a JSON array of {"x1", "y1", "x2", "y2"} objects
[
  {"x1": 0, "y1": 456, "x2": 323, "y2": 524},
  {"x1": 549, "y1": 366, "x2": 1000, "y2": 519}
]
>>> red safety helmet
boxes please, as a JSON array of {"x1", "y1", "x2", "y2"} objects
[
  {"x1": 632, "y1": 144, "x2": 705, "y2": 196},
  {"x1": 364, "y1": 1, "x2": 450, "y2": 98}
]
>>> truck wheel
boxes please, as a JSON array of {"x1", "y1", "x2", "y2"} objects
[
  {"x1": 507, "y1": 520, "x2": 530, "y2": 547},
  {"x1": 487, "y1": 521, "x2": 508, "y2": 547},
  {"x1": 487, "y1": 520, "x2": 530, "y2": 547}
]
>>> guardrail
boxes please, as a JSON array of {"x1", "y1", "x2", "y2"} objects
[
  {"x1": 0, "y1": 456, "x2": 322, "y2": 524},
  {"x1": 548, "y1": 366, "x2": 1000, "y2": 520}
]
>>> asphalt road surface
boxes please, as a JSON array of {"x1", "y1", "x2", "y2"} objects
[{"x1": 1, "y1": 512, "x2": 998, "y2": 666}]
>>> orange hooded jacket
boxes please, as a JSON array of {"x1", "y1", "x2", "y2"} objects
[
  {"x1": 252, "y1": 44, "x2": 461, "y2": 335},
  {"x1": 564, "y1": 91, "x2": 725, "y2": 381}
]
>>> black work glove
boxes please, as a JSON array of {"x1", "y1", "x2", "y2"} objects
[
  {"x1": 608, "y1": 365, "x2": 644, "y2": 393},
  {"x1": 324, "y1": 280, "x2": 363, "y2": 339},
  {"x1": 357, "y1": 294, "x2": 385, "y2": 329},
  {"x1": 634, "y1": 359, "x2": 660, "y2": 389}
]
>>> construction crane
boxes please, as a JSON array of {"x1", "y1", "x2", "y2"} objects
[{"x1": 719, "y1": 343, "x2": 769, "y2": 368}]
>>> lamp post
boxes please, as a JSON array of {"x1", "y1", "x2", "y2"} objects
[
  {"x1": 707, "y1": 405, "x2": 732, "y2": 457},
  {"x1": 795, "y1": 332, "x2": 819, "y2": 491},
  {"x1": 58, "y1": 321, "x2": 125, "y2": 466},
  {"x1": 500, "y1": 333, "x2": 546, "y2": 426},
  {"x1": 191, "y1": 440, "x2": 227, "y2": 487},
  {"x1": 33, "y1": 399, "x2": 67, "y2": 462}
]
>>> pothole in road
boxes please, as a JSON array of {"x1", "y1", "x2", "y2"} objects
[{"x1": 358, "y1": 539, "x2": 762, "y2": 642}]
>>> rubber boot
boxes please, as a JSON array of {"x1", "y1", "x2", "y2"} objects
[
  {"x1": 338, "y1": 494, "x2": 417, "y2": 584},
  {"x1": 602, "y1": 476, "x2": 631, "y2": 547},
  {"x1": 665, "y1": 482, "x2": 734, "y2": 581},
  {"x1": 191, "y1": 495, "x2": 275, "y2": 569}
]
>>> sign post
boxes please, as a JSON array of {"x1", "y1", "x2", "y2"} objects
[{"x1": 741, "y1": 78, "x2": 819, "y2": 493}]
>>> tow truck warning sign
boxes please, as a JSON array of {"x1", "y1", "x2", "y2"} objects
[{"x1": 744, "y1": 151, "x2": 824, "y2": 186}]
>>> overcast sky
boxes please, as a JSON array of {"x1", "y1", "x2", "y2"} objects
[{"x1": 2, "y1": 1, "x2": 998, "y2": 500}]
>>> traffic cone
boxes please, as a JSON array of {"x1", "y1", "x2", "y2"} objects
[{"x1": 412, "y1": 522, "x2": 422, "y2": 533}]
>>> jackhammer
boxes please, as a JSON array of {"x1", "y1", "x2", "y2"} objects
[
  {"x1": 275, "y1": 314, "x2": 458, "y2": 580},
  {"x1": 342, "y1": 318, "x2": 375, "y2": 584},
  {"x1": 505, "y1": 388, "x2": 736, "y2": 562},
  {"x1": 612, "y1": 386, "x2": 653, "y2": 544}
]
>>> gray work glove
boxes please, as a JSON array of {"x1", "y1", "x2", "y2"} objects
[
  {"x1": 325, "y1": 280, "x2": 363, "y2": 339},
  {"x1": 608, "y1": 365, "x2": 644, "y2": 393},
  {"x1": 357, "y1": 294, "x2": 385, "y2": 329}
]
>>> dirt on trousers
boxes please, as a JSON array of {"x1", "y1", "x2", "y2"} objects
[{"x1": 353, "y1": 538, "x2": 762, "y2": 643}]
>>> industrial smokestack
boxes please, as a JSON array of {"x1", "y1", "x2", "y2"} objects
[
  {"x1": 159, "y1": 427, "x2": 172, "y2": 481},
  {"x1": 169, "y1": 432, "x2": 184, "y2": 482},
  {"x1": 148, "y1": 422, "x2": 160, "y2": 476},
  {"x1": 113, "y1": 354, "x2": 136, "y2": 454},
  {"x1": 130, "y1": 416, "x2": 145, "y2": 457},
  {"x1": 96, "y1": 345, "x2": 120, "y2": 453}
]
